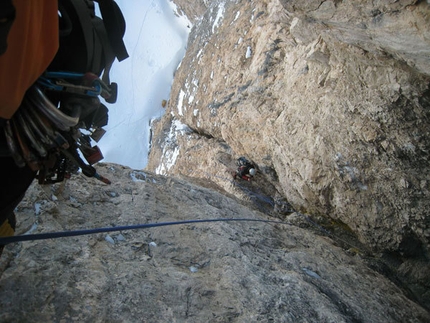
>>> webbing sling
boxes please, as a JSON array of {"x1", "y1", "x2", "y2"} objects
[{"x1": 97, "y1": 0, "x2": 128, "y2": 62}]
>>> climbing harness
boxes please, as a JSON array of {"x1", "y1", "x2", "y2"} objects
[{"x1": 0, "y1": 218, "x2": 287, "y2": 245}]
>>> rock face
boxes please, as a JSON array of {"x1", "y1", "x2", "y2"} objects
[
  {"x1": 1, "y1": 164, "x2": 429, "y2": 322},
  {"x1": 147, "y1": 0, "x2": 430, "y2": 303},
  {"x1": 1, "y1": 0, "x2": 430, "y2": 321}
]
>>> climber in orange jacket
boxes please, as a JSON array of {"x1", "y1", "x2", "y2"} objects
[{"x1": 0, "y1": 0, "x2": 59, "y2": 255}]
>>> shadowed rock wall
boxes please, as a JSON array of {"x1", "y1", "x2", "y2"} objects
[
  {"x1": 148, "y1": 0, "x2": 430, "y2": 257},
  {"x1": 147, "y1": 0, "x2": 430, "y2": 309}
]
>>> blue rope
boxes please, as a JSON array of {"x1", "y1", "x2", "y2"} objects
[{"x1": 0, "y1": 218, "x2": 287, "y2": 245}]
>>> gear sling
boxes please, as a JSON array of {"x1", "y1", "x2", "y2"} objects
[
  {"x1": 0, "y1": 0, "x2": 128, "y2": 248},
  {"x1": 7, "y1": 0, "x2": 129, "y2": 184}
]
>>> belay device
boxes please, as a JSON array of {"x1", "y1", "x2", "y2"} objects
[{"x1": 4, "y1": 0, "x2": 129, "y2": 184}]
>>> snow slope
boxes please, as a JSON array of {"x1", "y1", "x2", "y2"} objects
[{"x1": 97, "y1": 0, "x2": 190, "y2": 169}]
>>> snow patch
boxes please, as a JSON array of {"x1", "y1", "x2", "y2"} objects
[
  {"x1": 173, "y1": 119, "x2": 191, "y2": 134},
  {"x1": 97, "y1": 0, "x2": 191, "y2": 169},
  {"x1": 212, "y1": 3, "x2": 225, "y2": 33},
  {"x1": 245, "y1": 46, "x2": 252, "y2": 58},
  {"x1": 167, "y1": 1, "x2": 193, "y2": 29},
  {"x1": 188, "y1": 94, "x2": 195, "y2": 104},
  {"x1": 130, "y1": 170, "x2": 148, "y2": 182},
  {"x1": 155, "y1": 119, "x2": 191, "y2": 175},
  {"x1": 156, "y1": 146, "x2": 179, "y2": 175},
  {"x1": 233, "y1": 11, "x2": 240, "y2": 23},
  {"x1": 188, "y1": 77, "x2": 199, "y2": 104},
  {"x1": 178, "y1": 89, "x2": 186, "y2": 116}
]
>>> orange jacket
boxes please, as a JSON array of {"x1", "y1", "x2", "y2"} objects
[{"x1": 0, "y1": 0, "x2": 58, "y2": 119}]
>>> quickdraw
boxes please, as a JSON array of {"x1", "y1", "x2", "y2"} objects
[
  {"x1": 3, "y1": 73, "x2": 113, "y2": 185},
  {"x1": 38, "y1": 71, "x2": 118, "y2": 103}
]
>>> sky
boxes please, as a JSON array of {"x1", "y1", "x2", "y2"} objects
[{"x1": 96, "y1": 0, "x2": 191, "y2": 170}]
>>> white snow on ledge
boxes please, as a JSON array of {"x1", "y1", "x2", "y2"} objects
[
  {"x1": 212, "y1": 3, "x2": 225, "y2": 33},
  {"x1": 245, "y1": 46, "x2": 252, "y2": 58},
  {"x1": 155, "y1": 118, "x2": 191, "y2": 175},
  {"x1": 156, "y1": 146, "x2": 180, "y2": 175},
  {"x1": 178, "y1": 89, "x2": 186, "y2": 116}
]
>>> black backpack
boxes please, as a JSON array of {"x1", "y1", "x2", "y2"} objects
[
  {"x1": 48, "y1": 0, "x2": 129, "y2": 103},
  {"x1": 38, "y1": 0, "x2": 129, "y2": 183}
]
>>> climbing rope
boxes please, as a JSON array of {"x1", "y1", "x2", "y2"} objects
[
  {"x1": 0, "y1": 168, "x2": 366, "y2": 254},
  {"x1": 0, "y1": 218, "x2": 287, "y2": 245}
]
